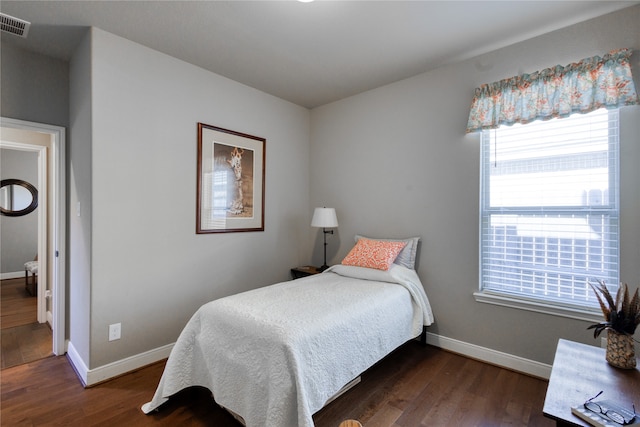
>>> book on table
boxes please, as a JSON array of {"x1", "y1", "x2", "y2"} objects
[{"x1": 571, "y1": 399, "x2": 639, "y2": 427}]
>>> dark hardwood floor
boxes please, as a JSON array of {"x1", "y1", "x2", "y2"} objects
[
  {"x1": 1, "y1": 277, "x2": 37, "y2": 329},
  {"x1": 1, "y1": 341, "x2": 554, "y2": 426},
  {"x1": 1, "y1": 277, "x2": 52, "y2": 369}
]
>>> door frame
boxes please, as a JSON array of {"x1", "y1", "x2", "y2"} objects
[{"x1": 1, "y1": 117, "x2": 66, "y2": 356}]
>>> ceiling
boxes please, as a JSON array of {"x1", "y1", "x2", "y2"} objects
[{"x1": 1, "y1": 1, "x2": 637, "y2": 109}]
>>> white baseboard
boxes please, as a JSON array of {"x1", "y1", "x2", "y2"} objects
[
  {"x1": 67, "y1": 341, "x2": 174, "y2": 387},
  {"x1": 425, "y1": 332, "x2": 552, "y2": 379},
  {"x1": 1, "y1": 271, "x2": 24, "y2": 280},
  {"x1": 65, "y1": 333, "x2": 551, "y2": 387},
  {"x1": 66, "y1": 342, "x2": 90, "y2": 386}
]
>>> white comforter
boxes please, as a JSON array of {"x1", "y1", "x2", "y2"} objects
[{"x1": 142, "y1": 264, "x2": 433, "y2": 427}]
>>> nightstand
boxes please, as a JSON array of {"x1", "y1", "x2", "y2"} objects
[
  {"x1": 290, "y1": 266, "x2": 321, "y2": 279},
  {"x1": 543, "y1": 339, "x2": 640, "y2": 426}
]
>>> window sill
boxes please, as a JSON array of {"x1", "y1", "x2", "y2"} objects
[{"x1": 473, "y1": 291, "x2": 602, "y2": 323}]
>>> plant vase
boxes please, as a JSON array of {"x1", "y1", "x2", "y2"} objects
[{"x1": 606, "y1": 330, "x2": 636, "y2": 369}]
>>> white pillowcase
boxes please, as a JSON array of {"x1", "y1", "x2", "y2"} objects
[
  {"x1": 354, "y1": 235, "x2": 420, "y2": 270},
  {"x1": 327, "y1": 263, "x2": 401, "y2": 283}
]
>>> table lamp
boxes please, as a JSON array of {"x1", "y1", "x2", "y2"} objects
[{"x1": 311, "y1": 207, "x2": 338, "y2": 271}]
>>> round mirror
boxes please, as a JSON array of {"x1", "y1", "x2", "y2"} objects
[{"x1": 0, "y1": 179, "x2": 38, "y2": 217}]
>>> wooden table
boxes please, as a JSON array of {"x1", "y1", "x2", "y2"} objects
[
  {"x1": 543, "y1": 339, "x2": 640, "y2": 426},
  {"x1": 290, "y1": 265, "x2": 321, "y2": 279}
]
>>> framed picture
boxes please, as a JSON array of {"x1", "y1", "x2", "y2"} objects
[{"x1": 197, "y1": 123, "x2": 265, "y2": 233}]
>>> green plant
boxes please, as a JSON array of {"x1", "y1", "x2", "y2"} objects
[{"x1": 587, "y1": 281, "x2": 640, "y2": 338}]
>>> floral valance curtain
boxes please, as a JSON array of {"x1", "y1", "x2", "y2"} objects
[{"x1": 466, "y1": 48, "x2": 639, "y2": 133}]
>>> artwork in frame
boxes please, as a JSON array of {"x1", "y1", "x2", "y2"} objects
[{"x1": 197, "y1": 123, "x2": 265, "y2": 233}]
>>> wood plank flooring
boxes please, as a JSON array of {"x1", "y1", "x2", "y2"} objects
[
  {"x1": 1, "y1": 341, "x2": 554, "y2": 426},
  {"x1": 1, "y1": 277, "x2": 37, "y2": 329},
  {"x1": 1, "y1": 278, "x2": 52, "y2": 369}
]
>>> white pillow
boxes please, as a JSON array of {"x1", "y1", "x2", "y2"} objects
[
  {"x1": 354, "y1": 235, "x2": 420, "y2": 270},
  {"x1": 327, "y1": 263, "x2": 400, "y2": 283}
]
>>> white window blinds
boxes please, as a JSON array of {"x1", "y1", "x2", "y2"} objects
[{"x1": 480, "y1": 108, "x2": 619, "y2": 309}]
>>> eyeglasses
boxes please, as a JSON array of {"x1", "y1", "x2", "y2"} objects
[{"x1": 584, "y1": 391, "x2": 637, "y2": 425}]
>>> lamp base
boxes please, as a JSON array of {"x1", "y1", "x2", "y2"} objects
[{"x1": 319, "y1": 264, "x2": 330, "y2": 272}]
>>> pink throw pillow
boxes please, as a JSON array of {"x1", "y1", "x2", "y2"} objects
[{"x1": 341, "y1": 238, "x2": 407, "y2": 271}]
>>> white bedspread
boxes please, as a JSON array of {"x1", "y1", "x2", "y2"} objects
[{"x1": 142, "y1": 264, "x2": 433, "y2": 427}]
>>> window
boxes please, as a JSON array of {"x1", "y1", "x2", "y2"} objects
[{"x1": 479, "y1": 109, "x2": 619, "y2": 314}]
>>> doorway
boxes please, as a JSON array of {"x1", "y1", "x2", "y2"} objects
[{"x1": 0, "y1": 118, "x2": 66, "y2": 361}]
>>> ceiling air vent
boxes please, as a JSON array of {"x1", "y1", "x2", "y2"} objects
[{"x1": 0, "y1": 13, "x2": 30, "y2": 38}]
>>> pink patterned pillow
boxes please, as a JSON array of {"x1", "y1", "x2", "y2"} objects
[{"x1": 341, "y1": 238, "x2": 407, "y2": 271}]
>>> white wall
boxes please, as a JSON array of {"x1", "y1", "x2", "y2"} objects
[
  {"x1": 310, "y1": 5, "x2": 640, "y2": 365},
  {"x1": 0, "y1": 42, "x2": 69, "y2": 129},
  {"x1": 69, "y1": 29, "x2": 93, "y2": 364},
  {"x1": 0, "y1": 149, "x2": 38, "y2": 273},
  {"x1": 71, "y1": 28, "x2": 311, "y2": 369}
]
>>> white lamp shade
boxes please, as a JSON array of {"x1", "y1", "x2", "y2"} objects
[{"x1": 311, "y1": 207, "x2": 338, "y2": 228}]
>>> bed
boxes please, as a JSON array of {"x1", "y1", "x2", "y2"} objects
[{"x1": 142, "y1": 237, "x2": 434, "y2": 427}]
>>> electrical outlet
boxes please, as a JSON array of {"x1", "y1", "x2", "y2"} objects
[{"x1": 109, "y1": 323, "x2": 121, "y2": 341}]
